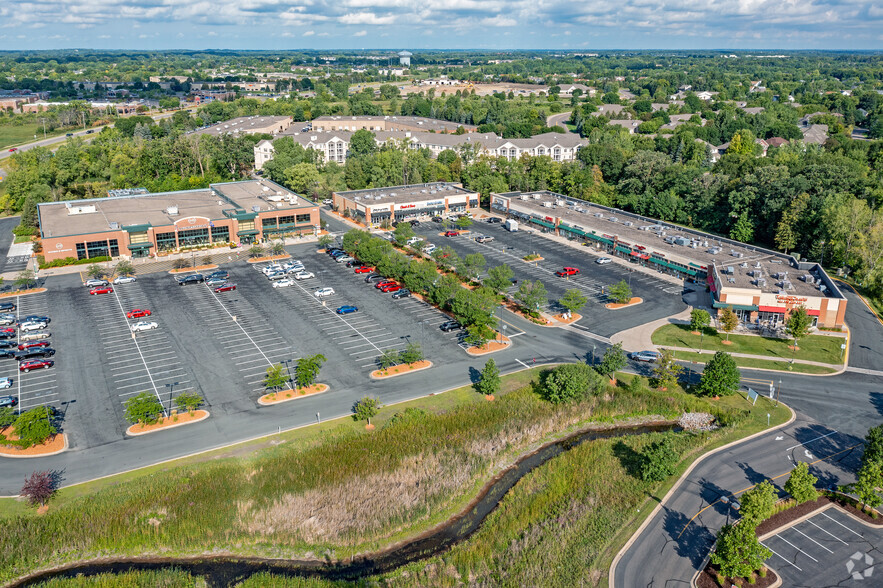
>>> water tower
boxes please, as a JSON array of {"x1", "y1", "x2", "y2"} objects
[{"x1": 398, "y1": 51, "x2": 412, "y2": 67}]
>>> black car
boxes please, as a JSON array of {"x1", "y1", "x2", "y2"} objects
[
  {"x1": 409, "y1": 220, "x2": 420, "y2": 227},
  {"x1": 0, "y1": 331, "x2": 15, "y2": 340},
  {"x1": 440, "y1": 320, "x2": 462, "y2": 332},
  {"x1": 0, "y1": 349, "x2": 16, "y2": 358},
  {"x1": 487, "y1": 217, "x2": 502, "y2": 224},
  {"x1": 176, "y1": 274, "x2": 205, "y2": 285},
  {"x1": 0, "y1": 340, "x2": 17, "y2": 349},
  {"x1": 432, "y1": 216, "x2": 444, "y2": 223},
  {"x1": 207, "y1": 270, "x2": 229, "y2": 280},
  {"x1": 392, "y1": 289, "x2": 411, "y2": 299},
  {"x1": 0, "y1": 302, "x2": 15, "y2": 312},
  {"x1": 326, "y1": 248, "x2": 343, "y2": 256},
  {"x1": 21, "y1": 315, "x2": 50, "y2": 325},
  {"x1": 15, "y1": 347, "x2": 56, "y2": 360},
  {"x1": 346, "y1": 260, "x2": 364, "y2": 268}
]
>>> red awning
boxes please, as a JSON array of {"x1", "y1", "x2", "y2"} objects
[
  {"x1": 706, "y1": 274, "x2": 716, "y2": 293},
  {"x1": 758, "y1": 306, "x2": 787, "y2": 313},
  {"x1": 807, "y1": 309, "x2": 820, "y2": 316}
]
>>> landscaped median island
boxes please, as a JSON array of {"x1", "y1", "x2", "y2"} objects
[
  {"x1": 122, "y1": 391, "x2": 207, "y2": 436},
  {"x1": 0, "y1": 362, "x2": 791, "y2": 587},
  {"x1": 0, "y1": 406, "x2": 67, "y2": 458}
]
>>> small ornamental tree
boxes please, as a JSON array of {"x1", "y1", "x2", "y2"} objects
[
  {"x1": 13, "y1": 407, "x2": 56, "y2": 448},
  {"x1": 269, "y1": 241, "x2": 286, "y2": 256},
  {"x1": 689, "y1": 308, "x2": 711, "y2": 332},
  {"x1": 353, "y1": 397, "x2": 381, "y2": 425},
  {"x1": 718, "y1": 307, "x2": 739, "y2": 342},
  {"x1": 515, "y1": 279, "x2": 548, "y2": 316},
  {"x1": 740, "y1": 479, "x2": 778, "y2": 525},
  {"x1": 852, "y1": 460, "x2": 883, "y2": 510},
  {"x1": 399, "y1": 343, "x2": 424, "y2": 364},
  {"x1": 172, "y1": 259, "x2": 189, "y2": 270},
  {"x1": 597, "y1": 342, "x2": 627, "y2": 381},
  {"x1": 174, "y1": 392, "x2": 204, "y2": 414},
  {"x1": 784, "y1": 462, "x2": 819, "y2": 505},
  {"x1": 698, "y1": 351, "x2": 740, "y2": 397},
  {"x1": 474, "y1": 358, "x2": 501, "y2": 397},
  {"x1": 0, "y1": 406, "x2": 15, "y2": 429},
  {"x1": 559, "y1": 289, "x2": 588, "y2": 315},
  {"x1": 295, "y1": 354, "x2": 326, "y2": 388},
  {"x1": 378, "y1": 348, "x2": 401, "y2": 369},
  {"x1": 86, "y1": 264, "x2": 104, "y2": 279},
  {"x1": 15, "y1": 269, "x2": 36, "y2": 290},
  {"x1": 785, "y1": 305, "x2": 812, "y2": 350},
  {"x1": 640, "y1": 436, "x2": 680, "y2": 482},
  {"x1": 607, "y1": 280, "x2": 632, "y2": 304},
  {"x1": 862, "y1": 424, "x2": 883, "y2": 467},
  {"x1": 248, "y1": 244, "x2": 265, "y2": 259},
  {"x1": 263, "y1": 364, "x2": 288, "y2": 394},
  {"x1": 485, "y1": 264, "x2": 515, "y2": 294},
  {"x1": 541, "y1": 363, "x2": 603, "y2": 404},
  {"x1": 651, "y1": 349, "x2": 683, "y2": 390},
  {"x1": 115, "y1": 260, "x2": 135, "y2": 277},
  {"x1": 456, "y1": 216, "x2": 473, "y2": 230},
  {"x1": 711, "y1": 522, "x2": 772, "y2": 580},
  {"x1": 318, "y1": 234, "x2": 334, "y2": 249},
  {"x1": 123, "y1": 392, "x2": 164, "y2": 425},
  {"x1": 393, "y1": 222, "x2": 415, "y2": 246},
  {"x1": 21, "y1": 470, "x2": 56, "y2": 507}
]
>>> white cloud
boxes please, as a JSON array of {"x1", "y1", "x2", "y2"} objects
[
  {"x1": 353, "y1": 29, "x2": 368, "y2": 36},
  {"x1": 303, "y1": 30, "x2": 316, "y2": 36},
  {"x1": 480, "y1": 15, "x2": 517, "y2": 26},
  {"x1": 339, "y1": 12, "x2": 395, "y2": 25}
]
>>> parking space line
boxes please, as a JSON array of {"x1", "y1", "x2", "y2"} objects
[
  {"x1": 792, "y1": 527, "x2": 833, "y2": 553},
  {"x1": 806, "y1": 520, "x2": 848, "y2": 544},
  {"x1": 760, "y1": 542, "x2": 802, "y2": 571},
  {"x1": 820, "y1": 512, "x2": 863, "y2": 537},
  {"x1": 772, "y1": 534, "x2": 818, "y2": 562},
  {"x1": 786, "y1": 431, "x2": 838, "y2": 451}
]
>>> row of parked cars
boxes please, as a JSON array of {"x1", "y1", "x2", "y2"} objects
[
  {"x1": 259, "y1": 259, "x2": 315, "y2": 289},
  {"x1": 0, "y1": 302, "x2": 56, "y2": 401},
  {"x1": 175, "y1": 270, "x2": 237, "y2": 292}
]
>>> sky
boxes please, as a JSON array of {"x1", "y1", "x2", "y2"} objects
[{"x1": 1, "y1": 0, "x2": 882, "y2": 50}]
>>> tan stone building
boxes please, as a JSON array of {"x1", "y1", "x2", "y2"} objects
[{"x1": 333, "y1": 183, "x2": 479, "y2": 226}]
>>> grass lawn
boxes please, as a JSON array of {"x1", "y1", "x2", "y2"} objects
[
  {"x1": 652, "y1": 323, "x2": 844, "y2": 365},
  {"x1": 0, "y1": 123, "x2": 66, "y2": 150},
  {"x1": 13, "y1": 234, "x2": 32, "y2": 244},
  {"x1": 672, "y1": 350, "x2": 838, "y2": 375}
]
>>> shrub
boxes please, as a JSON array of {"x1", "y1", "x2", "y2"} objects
[
  {"x1": 39, "y1": 255, "x2": 111, "y2": 269},
  {"x1": 124, "y1": 392, "x2": 164, "y2": 425},
  {"x1": 541, "y1": 363, "x2": 604, "y2": 404},
  {"x1": 399, "y1": 343, "x2": 424, "y2": 364},
  {"x1": 21, "y1": 471, "x2": 56, "y2": 507},
  {"x1": 12, "y1": 407, "x2": 56, "y2": 448},
  {"x1": 607, "y1": 280, "x2": 632, "y2": 304},
  {"x1": 597, "y1": 343, "x2": 627, "y2": 380},
  {"x1": 639, "y1": 436, "x2": 680, "y2": 482},
  {"x1": 378, "y1": 349, "x2": 401, "y2": 369},
  {"x1": 474, "y1": 358, "x2": 501, "y2": 396},
  {"x1": 174, "y1": 392, "x2": 204, "y2": 413},
  {"x1": 12, "y1": 225, "x2": 38, "y2": 237},
  {"x1": 171, "y1": 259, "x2": 189, "y2": 270},
  {"x1": 294, "y1": 354, "x2": 326, "y2": 388},
  {"x1": 352, "y1": 397, "x2": 381, "y2": 424},
  {"x1": 698, "y1": 351, "x2": 740, "y2": 397}
]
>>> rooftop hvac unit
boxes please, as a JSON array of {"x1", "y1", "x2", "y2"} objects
[
  {"x1": 166, "y1": 206, "x2": 179, "y2": 215},
  {"x1": 251, "y1": 205, "x2": 261, "y2": 212},
  {"x1": 624, "y1": 221, "x2": 634, "y2": 227},
  {"x1": 390, "y1": 193, "x2": 396, "y2": 197},
  {"x1": 609, "y1": 216, "x2": 618, "y2": 222},
  {"x1": 728, "y1": 277, "x2": 736, "y2": 283},
  {"x1": 354, "y1": 196, "x2": 361, "y2": 201},
  {"x1": 555, "y1": 199, "x2": 566, "y2": 206},
  {"x1": 756, "y1": 278, "x2": 767, "y2": 287},
  {"x1": 421, "y1": 189, "x2": 427, "y2": 194},
  {"x1": 520, "y1": 195, "x2": 530, "y2": 200},
  {"x1": 109, "y1": 222, "x2": 119, "y2": 230},
  {"x1": 542, "y1": 202, "x2": 552, "y2": 207},
  {"x1": 218, "y1": 201, "x2": 224, "y2": 206},
  {"x1": 735, "y1": 252, "x2": 744, "y2": 258},
  {"x1": 594, "y1": 213, "x2": 603, "y2": 218},
  {"x1": 740, "y1": 262, "x2": 748, "y2": 268},
  {"x1": 727, "y1": 266, "x2": 735, "y2": 274},
  {"x1": 755, "y1": 262, "x2": 762, "y2": 269},
  {"x1": 532, "y1": 194, "x2": 542, "y2": 199}
]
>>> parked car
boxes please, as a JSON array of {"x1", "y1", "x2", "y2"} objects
[
  {"x1": 0, "y1": 395, "x2": 16, "y2": 408},
  {"x1": 207, "y1": 270, "x2": 229, "y2": 280},
  {"x1": 205, "y1": 277, "x2": 227, "y2": 287},
  {"x1": 409, "y1": 220, "x2": 420, "y2": 227},
  {"x1": 406, "y1": 237, "x2": 423, "y2": 247},
  {"x1": 293, "y1": 271, "x2": 315, "y2": 280},
  {"x1": 555, "y1": 267, "x2": 580, "y2": 277},
  {"x1": 0, "y1": 302, "x2": 15, "y2": 312},
  {"x1": 380, "y1": 284, "x2": 401, "y2": 293},
  {"x1": 375, "y1": 280, "x2": 398, "y2": 289},
  {"x1": 424, "y1": 244, "x2": 437, "y2": 254},
  {"x1": 330, "y1": 250, "x2": 349, "y2": 258},
  {"x1": 0, "y1": 314, "x2": 15, "y2": 326},
  {"x1": 335, "y1": 305, "x2": 358, "y2": 315},
  {"x1": 475, "y1": 235, "x2": 494, "y2": 243},
  {"x1": 126, "y1": 309, "x2": 151, "y2": 319},
  {"x1": 487, "y1": 217, "x2": 502, "y2": 223},
  {"x1": 595, "y1": 257, "x2": 612, "y2": 265},
  {"x1": 113, "y1": 275, "x2": 137, "y2": 284},
  {"x1": 365, "y1": 274, "x2": 386, "y2": 284},
  {"x1": 130, "y1": 321, "x2": 158, "y2": 332},
  {"x1": 19, "y1": 359, "x2": 54, "y2": 372},
  {"x1": 273, "y1": 278, "x2": 295, "y2": 288},
  {"x1": 285, "y1": 263, "x2": 306, "y2": 272},
  {"x1": 261, "y1": 264, "x2": 284, "y2": 275},
  {"x1": 0, "y1": 349, "x2": 16, "y2": 358},
  {"x1": 322, "y1": 199, "x2": 333, "y2": 205},
  {"x1": 20, "y1": 331, "x2": 50, "y2": 342},
  {"x1": 0, "y1": 340, "x2": 17, "y2": 349},
  {"x1": 0, "y1": 377, "x2": 11, "y2": 389},
  {"x1": 21, "y1": 315, "x2": 50, "y2": 325},
  {"x1": 18, "y1": 341, "x2": 50, "y2": 351},
  {"x1": 391, "y1": 289, "x2": 411, "y2": 299},
  {"x1": 89, "y1": 286, "x2": 114, "y2": 295},
  {"x1": 176, "y1": 274, "x2": 204, "y2": 285},
  {"x1": 439, "y1": 320, "x2": 462, "y2": 332},
  {"x1": 326, "y1": 248, "x2": 343, "y2": 256},
  {"x1": 314, "y1": 287, "x2": 335, "y2": 297},
  {"x1": 629, "y1": 350, "x2": 661, "y2": 363},
  {"x1": 0, "y1": 331, "x2": 16, "y2": 340},
  {"x1": 20, "y1": 321, "x2": 48, "y2": 332},
  {"x1": 335, "y1": 255, "x2": 355, "y2": 264},
  {"x1": 15, "y1": 347, "x2": 55, "y2": 361},
  {"x1": 267, "y1": 271, "x2": 289, "y2": 281},
  {"x1": 432, "y1": 216, "x2": 444, "y2": 223},
  {"x1": 346, "y1": 260, "x2": 364, "y2": 268},
  {"x1": 444, "y1": 230, "x2": 460, "y2": 237},
  {"x1": 85, "y1": 278, "x2": 109, "y2": 287},
  {"x1": 214, "y1": 283, "x2": 237, "y2": 293}
]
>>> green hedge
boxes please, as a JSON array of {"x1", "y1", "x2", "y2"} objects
[
  {"x1": 38, "y1": 255, "x2": 111, "y2": 269},
  {"x1": 11, "y1": 225, "x2": 37, "y2": 237}
]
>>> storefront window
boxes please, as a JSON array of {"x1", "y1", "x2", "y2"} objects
[
  {"x1": 178, "y1": 228, "x2": 209, "y2": 247},
  {"x1": 295, "y1": 213, "x2": 311, "y2": 223},
  {"x1": 156, "y1": 231, "x2": 178, "y2": 252},
  {"x1": 86, "y1": 240, "x2": 109, "y2": 258},
  {"x1": 76, "y1": 243, "x2": 87, "y2": 260},
  {"x1": 261, "y1": 217, "x2": 277, "y2": 229},
  {"x1": 278, "y1": 215, "x2": 296, "y2": 226},
  {"x1": 211, "y1": 226, "x2": 229, "y2": 243},
  {"x1": 109, "y1": 239, "x2": 119, "y2": 257},
  {"x1": 129, "y1": 231, "x2": 149, "y2": 244},
  {"x1": 239, "y1": 219, "x2": 255, "y2": 232}
]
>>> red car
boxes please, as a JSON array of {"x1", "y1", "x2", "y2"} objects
[
  {"x1": 354, "y1": 266, "x2": 374, "y2": 274},
  {"x1": 0, "y1": 327, "x2": 16, "y2": 335},
  {"x1": 126, "y1": 309, "x2": 151, "y2": 319},
  {"x1": 8, "y1": 148, "x2": 17, "y2": 152},
  {"x1": 89, "y1": 286, "x2": 113, "y2": 295},
  {"x1": 375, "y1": 280, "x2": 397, "y2": 289},
  {"x1": 18, "y1": 341, "x2": 50, "y2": 351},
  {"x1": 444, "y1": 231, "x2": 460, "y2": 237},
  {"x1": 214, "y1": 283, "x2": 236, "y2": 293},
  {"x1": 19, "y1": 359, "x2": 53, "y2": 372},
  {"x1": 555, "y1": 267, "x2": 580, "y2": 277},
  {"x1": 379, "y1": 284, "x2": 401, "y2": 293}
]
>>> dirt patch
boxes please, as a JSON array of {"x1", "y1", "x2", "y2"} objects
[
  {"x1": 522, "y1": 256, "x2": 544, "y2": 263},
  {"x1": 467, "y1": 335, "x2": 511, "y2": 355},
  {"x1": 247, "y1": 254, "x2": 291, "y2": 264},
  {"x1": 168, "y1": 264, "x2": 218, "y2": 274},
  {"x1": 0, "y1": 287, "x2": 48, "y2": 299},
  {"x1": 0, "y1": 427, "x2": 68, "y2": 458},
  {"x1": 605, "y1": 297, "x2": 643, "y2": 310},
  {"x1": 126, "y1": 410, "x2": 210, "y2": 436},
  {"x1": 371, "y1": 360, "x2": 433, "y2": 379},
  {"x1": 259, "y1": 384, "x2": 329, "y2": 405}
]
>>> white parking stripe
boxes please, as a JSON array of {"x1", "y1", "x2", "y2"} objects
[
  {"x1": 791, "y1": 527, "x2": 833, "y2": 553},
  {"x1": 772, "y1": 534, "x2": 818, "y2": 562},
  {"x1": 760, "y1": 542, "x2": 802, "y2": 571},
  {"x1": 806, "y1": 519, "x2": 848, "y2": 544},
  {"x1": 820, "y1": 512, "x2": 863, "y2": 537}
]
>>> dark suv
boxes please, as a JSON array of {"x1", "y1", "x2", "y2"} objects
[
  {"x1": 176, "y1": 274, "x2": 205, "y2": 285},
  {"x1": 439, "y1": 320, "x2": 462, "y2": 332},
  {"x1": 365, "y1": 274, "x2": 387, "y2": 284},
  {"x1": 15, "y1": 347, "x2": 56, "y2": 360},
  {"x1": 207, "y1": 270, "x2": 229, "y2": 280},
  {"x1": 0, "y1": 302, "x2": 16, "y2": 312},
  {"x1": 20, "y1": 315, "x2": 50, "y2": 325}
]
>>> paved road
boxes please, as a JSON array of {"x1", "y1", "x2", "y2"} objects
[{"x1": 546, "y1": 111, "x2": 575, "y2": 132}]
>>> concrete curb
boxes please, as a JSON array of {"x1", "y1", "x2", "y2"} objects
[
  {"x1": 125, "y1": 410, "x2": 210, "y2": 437},
  {"x1": 369, "y1": 361, "x2": 433, "y2": 379},
  {"x1": 608, "y1": 402, "x2": 797, "y2": 588},
  {"x1": 258, "y1": 385, "x2": 329, "y2": 405},
  {"x1": 0, "y1": 433, "x2": 68, "y2": 459}
]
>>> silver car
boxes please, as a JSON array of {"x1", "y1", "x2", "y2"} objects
[
  {"x1": 20, "y1": 321, "x2": 48, "y2": 332},
  {"x1": 113, "y1": 276, "x2": 137, "y2": 284},
  {"x1": 0, "y1": 377, "x2": 12, "y2": 389},
  {"x1": 20, "y1": 331, "x2": 50, "y2": 342},
  {"x1": 85, "y1": 278, "x2": 109, "y2": 287}
]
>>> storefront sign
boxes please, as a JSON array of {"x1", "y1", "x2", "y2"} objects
[
  {"x1": 775, "y1": 295, "x2": 808, "y2": 304},
  {"x1": 396, "y1": 203, "x2": 416, "y2": 210},
  {"x1": 425, "y1": 200, "x2": 444, "y2": 207},
  {"x1": 545, "y1": 216, "x2": 554, "y2": 222}
]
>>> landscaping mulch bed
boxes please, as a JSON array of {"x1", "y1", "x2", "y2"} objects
[
  {"x1": 371, "y1": 360, "x2": 432, "y2": 379},
  {"x1": 756, "y1": 496, "x2": 829, "y2": 537},
  {"x1": 605, "y1": 297, "x2": 643, "y2": 310},
  {"x1": 258, "y1": 384, "x2": 329, "y2": 405},
  {"x1": 0, "y1": 287, "x2": 48, "y2": 299},
  {"x1": 126, "y1": 410, "x2": 209, "y2": 436},
  {"x1": 467, "y1": 336, "x2": 511, "y2": 355},
  {"x1": 168, "y1": 264, "x2": 218, "y2": 274},
  {"x1": 696, "y1": 564, "x2": 777, "y2": 588},
  {"x1": 0, "y1": 428, "x2": 67, "y2": 457},
  {"x1": 246, "y1": 254, "x2": 291, "y2": 264}
]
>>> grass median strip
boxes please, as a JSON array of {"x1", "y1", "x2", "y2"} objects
[
  {"x1": 652, "y1": 324, "x2": 844, "y2": 365},
  {"x1": 671, "y1": 350, "x2": 838, "y2": 375}
]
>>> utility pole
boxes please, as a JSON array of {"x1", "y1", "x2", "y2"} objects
[{"x1": 40, "y1": 118, "x2": 47, "y2": 139}]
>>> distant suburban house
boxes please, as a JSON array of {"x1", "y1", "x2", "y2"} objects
[
  {"x1": 801, "y1": 124, "x2": 829, "y2": 145},
  {"x1": 592, "y1": 104, "x2": 625, "y2": 117},
  {"x1": 766, "y1": 137, "x2": 789, "y2": 148},
  {"x1": 608, "y1": 120, "x2": 641, "y2": 134}
]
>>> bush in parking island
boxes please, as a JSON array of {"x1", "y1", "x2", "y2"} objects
[
  {"x1": 86, "y1": 264, "x2": 105, "y2": 279},
  {"x1": 607, "y1": 280, "x2": 632, "y2": 304},
  {"x1": 784, "y1": 461, "x2": 819, "y2": 505},
  {"x1": 124, "y1": 392, "x2": 164, "y2": 426},
  {"x1": 352, "y1": 397, "x2": 381, "y2": 425},
  {"x1": 21, "y1": 470, "x2": 57, "y2": 508},
  {"x1": 8, "y1": 406, "x2": 56, "y2": 448},
  {"x1": 263, "y1": 364, "x2": 288, "y2": 394},
  {"x1": 174, "y1": 392, "x2": 204, "y2": 414},
  {"x1": 269, "y1": 241, "x2": 286, "y2": 256},
  {"x1": 399, "y1": 343, "x2": 424, "y2": 365},
  {"x1": 14, "y1": 269, "x2": 37, "y2": 291},
  {"x1": 378, "y1": 349, "x2": 401, "y2": 370},
  {"x1": 248, "y1": 244, "x2": 265, "y2": 259},
  {"x1": 39, "y1": 255, "x2": 111, "y2": 269},
  {"x1": 456, "y1": 216, "x2": 473, "y2": 230},
  {"x1": 294, "y1": 354, "x2": 326, "y2": 388},
  {"x1": 171, "y1": 259, "x2": 189, "y2": 270},
  {"x1": 114, "y1": 260, "x2": 135, "y2": 276}
]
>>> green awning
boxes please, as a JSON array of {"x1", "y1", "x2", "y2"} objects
[
  {"x1": 123, "y1": 224, "x2": 152, "y2": 233},
  {"x1": 712, "y1": 301, "x2": 758, "y2": 311},
  {"x1": 237, "y1": 229, "x2": 259, "y2": 236},
  {"x1": 615, "y1": 246, "x2": 631, "y2": 254},
  {"x1": 126, "y1": 242, "x2": 153, "y2": 250},
  {"x1": 531, "y1": 218, "x2": 556, "y2": 228},
  {"x1": 558, "y1": 224, "x2": 586, "y2": 236}
]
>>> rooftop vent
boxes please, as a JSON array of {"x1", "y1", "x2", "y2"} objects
[
  {"x1": 728, "y1": 277, "x2": 736, "y2": 283},
  {"x1": 166, "y1": 206, "x2": 179, "y2": 215},
  {"x1": 66, "y1": 203, "x2": 97, "y2": 215},
  {"x1": 251, "y1": 205, "x2": 260, "y2": 212},
  {"x1": 109, "y1": 222, "x2": 119, "y2": 230}
]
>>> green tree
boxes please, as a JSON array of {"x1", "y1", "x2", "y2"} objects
[
  {"x1": 284, "y1": 162, "x2": 321, "y2": 195},
  {"x1": 719, "y1": 307, "x2": 739, "y2": 342},
  {"x1": 597, "y1": 342, "x2": 627, "y2": 380},
  {"x1": 484, "y1": 264, "x2": 514, "y2": 294},
  {"x1": 456, "y1": 216, "x2": 473, "y2": 230},
  {"x1": 123, "y1": 392, "x2": 164, "y2": 425},
  {"x1": 785, "y1": 305, "x2": 812, "y2": 350},
  {"x1": 378, "y1": 348, "x2": 401, "y2": 369},
  {"x1": 640, "y1": 436, "x2": 680, "y2": 482},
  {"x1": 263, "y1": 364, "x2": 288, "y2": 393},
  {"x1": 349, "y1": 129, "x2": 376, "y2": 157},
  {"x1": 294, "y1": 354, "x2": 326, "y2": 388},
  {"x1": 729, "y1": 211, "x2": 755, "y2": 243},
  {"x1": 457, "y1": 252, "x2": 486, "y2": 282},
  {"x1": 607, "y1": 280, "x2": 632, "y2": 304},
  {"x1": 399, "y1": 343, "x2": 424, "y2": 364},
  {"x1": 559, "y1": 289, "x2": 588, "y2": 315},
  {"x1": 515, "y1": 279, "x2": 548, "y2": 314},
  {"x1": 689, "y1": 308, "x2": 711, "y2": 332},
  {"x1": 269, "y1": 241, "x2": 286, "y2": 256},
  {"x1": 86, "y1": 264, "x2": 104, "y2": 279},
  {"x1": 727, "y1": 129, "x2": 758, "y2": 156},
  {"x1": 710, "y1": 523, "x2": 771, "y2": 580},
  {"x1": 740, "y1": 480, "x2": 778, "y2": 524},
  {"x1": 474, "y1": 358, "x2": 501, "y2": 397},
  {"x1": 862, "y1": 424, "x2": 883, "y2": 467},
  {"x1": 174, "y1": 392, "x2": 204, "y2": 413},
  {"x1": 651, "y1": 348, "x2": 683, "y2": 390},
  {"x1": 0, "y1": 406, "x2": 15, "y2": 429},
  {"x1": 784, "y1": 462, "x2": 819, "y2": 505},
  {"x1": 698, "y1": 351, "x2": 740, "y2": 397},
  {"x1": 852, "y1": 460, "x2": 883, "y2": 509},
  {"x1": 12, "y1": 407, "x2": 56, "y2": 448},
  {"x1": 318, "y1": 234, "x2": 334, "y2": 249},
  {"x1": 248, "y1": 244, "x2": 265, "y2": 259},
  {"x1": 393, "y1": 222, "x2": 415, "y2": 246},
  {"x1": 353, "y1": 397, "x2": 381, "y2": 425},
  {"x1": 775, "y1": 193, "x2": 809, "y2": 254},
  {"x1": 114, "y1": 260, "x2": 135, "y2": 277},
  {"x1": 450, "y1": 288, "x2": 498, "y2": 335},
  {"x1": 542, "y1": 363, "x2": 603, "y2": 404}
]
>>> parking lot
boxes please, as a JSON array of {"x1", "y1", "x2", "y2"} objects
[
  {"x1": 410, "y1": 220, "x2": 688, "y2": 337},
  {"x1": 761, "y1": 506, "x2": 882, "y2": 586},
  {"x1": 2, "y1": 291, "x2": 58, "y2": 411}
]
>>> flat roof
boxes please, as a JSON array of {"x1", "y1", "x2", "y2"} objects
[
  {"x1": 313, "y1": 115, "x2": 469, "y2": 133},
  {"x1": 495, "y1": 191, "x2": 838, "y2": 299},
  {"x1": 336, "y1": 182, "x2": 477, "y2": 206},
  {"x1": 192, "y1": 116, "x2": 292, "y2": 137},
  {"x1": 38, "y1": 180, "x2": 310, "y2": 239}
]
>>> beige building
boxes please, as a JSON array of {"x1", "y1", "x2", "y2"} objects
[
  {"x1": 311, "y1": 115, "x2": 475, "y2": 134},
  {"x1": 333, "y1": 182, "x2": 479, "y2": 226},
  {"x1": 192, "y1": 116, "x2": 293, "y2": 137}
]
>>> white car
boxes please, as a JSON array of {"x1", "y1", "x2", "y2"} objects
[
  {"x1": 20, "y1": 321, "x2": 47, "y2": 332},
  {"x1": 322, "y1": 199, "x2": 333, "y2": 205},
  {"x1": 273, "y1": 278, "x2": 295, "y2": 288},
  {"x1": 261, "y1": 264, "x2": 284, "y2": 275},
  {"x1": 406, "y1": 237, "x2": 423, "y2": 246},
  {"x1": 424, "y1": 244, "x2": 437, "y2": 254},
  {"x1": 84, "y1": 278, "x2": 109, "y2": 287},
  {"x1": 0, "y1": 377, "x2": 11, "y2": 389},
  {"x1": 335, "y1": 255, "x2": 354, "y2": 263},
  {"x1": 294, "y1": 271, "x2": 315, "y2": 280},
  {"x1": 113, "y1": 276, "x2": 137, "y2": 284},
  {"x1": 595, "y1": 257, "x2": 612, "y2": 264},
  {"x1": 285, "y1": 265, "x2": 306, "y2": 274},
  {"x1": 314, "y1": 287, "x2": 335, "y2": 297},
  {"x1": 130, "y1": 321, "x2": 158, "y2": 332},
  {"x1": 0, "y1": 314, "x2": 15, "y2": 326},
  {"x1": 20, "y1": 331, "x2": 50, "y2": 342}
]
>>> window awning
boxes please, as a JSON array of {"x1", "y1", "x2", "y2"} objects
[
  {"x1": 237, "y1": 229, "x2": 259, "y2": 236},
  {"x1": 758, "y1": 305, "x2": 787, "y2": 313},
  {"x1": 712, "y1": 301, "x2": 757, "y2": 311},
  {"x1": 126, "y1": 242, "x2": 153, "y2": 250}
]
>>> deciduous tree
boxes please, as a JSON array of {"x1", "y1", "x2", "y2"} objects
[
  {"x1": 294, "y1": 354, "x2": 326, "y2": 388},
  {"x1": 698, "y1": 351, "x2": 740, "y2": 397},
  {"x1": 689, "y1": 308, "x2": 711, "y2": 332},
  {"x1": 353, "y1": 397, "x2": 381, "y2": 424},
  {"x1": 263, "y1": 364, "x2": 288, "y2": 393},
  {"x1": 123, "y1": 392, "x2": 164, "y2": 425},
  {"x1": 597, "y1": 342, "x2": 627, "y2": 380},
  {"x1": 719, "y1": 307, "x2": 739, "y2": 342},
  {"x1": 785, "y1": 305, "x2": 812, "y2": 349},
  {"x1": 484, "y1": 264, "x2": 515, "y2": 294},
  {"x1": 559, "y1": 289, "x2": 588, "y2": 315},
  {"x1": 474, "y1": 358, "x2": 501, "y2": 397},
  {"x1": 784, "y1": 462, "x2": 819, "y2": 504},
  {"x1": 651, "y1": 348, "x2": 683, "y2": 390},
  {"x1": 21, "y1": 470, "x2": 56, "y2": 507},
  {"x1": 607, "y1": 280, "x2": 632, "y2": 304},
  {"x1": 12, "y1": 407, "x2": 56, "y2": 448}
]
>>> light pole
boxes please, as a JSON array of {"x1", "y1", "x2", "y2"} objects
[
  {"x1": 591, "y1": 344, "x2": 596, "y2": 366},
  {"x1": 500, "y1": 323, "x2": 507, "y2": 344},
  {"x1": 776, "y1": 379, "x2": 781, "y2": 407},
  {"x1": 165, "y1": 381, "x2": 179, "y2": 416}
]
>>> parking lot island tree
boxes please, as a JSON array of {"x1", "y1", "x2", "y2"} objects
[
  {"x1": 559, "y1": 288, "x2": 588, "y2": 316},
  {"x1": 690, "y1": 308, "x2": 711, "y2": 333},
  {"x1": 474, "y1": 358, "x2": 501, "y2": 399},
  {"x1": 456, "y1": 216, "x2": 473, "y2": 230},
  {"x1": 0, "y1": 406, "x2": 14, "y2": 430},
  {"x1": 317, "y1": 234, "x2": 334, "y2": 251},
  {"x1": 123, "y1": 393, "x2": 164, "y2": 426},
  {"x1": 20, "y1": 470, "x2": 56, "y2": 508},
  {"x1": 597, "y1": 342, "x2": 627, "y2": 383},
  {"x1": 850, "y1": 460, "x2": 883, "y2": 511},
  {"x1": 269, "y1": 241, "x2": 286, "y2": 257},
  {"x1": 718, "y1": 306, "x2": 739, "y2": 343},
  {"x1": 263, "y1": 364, "x2": 289, "y2": 394},
  {"x1": 651, "y1": 348, "x2": 683, "y2": 390},
  {"x1": 294, "y1": 354, "x2": 327, "y2": 389},
  {"x1": 710, "y1": 522, "x2": 771, "y2": 581},
  {"x1": 784, "y1": 461, "x2": 819, "y2": 505},
  {"x1": 740, "y1": 479, "x2": 778, "y2": 524},
  {"x1": 451, "y1": 287, "x2": 498, "y2": 341},
  {"x1": 457, "y1": 252, "x2": 486, "y2": 282},
  {"x1": 352, "y1": 396, "x2": 381, "y2": 427},
  {"x1": 173, "y1": 392, "x2": 205, "y2": 415},
  {"x1": 485, "y1": 263, "x2": 515, "y2": 294},
  {"x1": 540, "y1": 363, "x2": 604, "y2": 404},
  {"x1": 399, "y1": 343, "x2": 424, "y2": 365},
  {"x1": 515, "y1": 279, "x2": 548, "y2": 317},
  {"x1": 402, "y1": 259, "x2": 438, "y2": 293},
  {"x1": 114, "y1": 260, "x2": 135, "y2": 277},
  {"x1": 785, "y1": 305, "x2": 812, "y2": 351},
  {"x1": 248, "y1": 244, "x2": 265, "y2": 259},
  {"x1": 639, "y1": 435, "x2": 681, "y2": 482},
  {"x1": 862, "y1": 424, "x2": 883, "y2": 468},
  {"x1": 171, "y1": 259, "x2": 189, "y2": 270},
  {"x1": 433, "y1": 246, "x2": 460, "y2": 272},
  {"x1": 378, "y1": 349, "x2": 401, "y2": 370},
  {"x1": 697, "y1": 351, "x2": 741, "y2": 397},
  {"x1": 14, "y1": 269, "x2": 36, "y2": 291},
  {"x1": 606, "y1": 279, "x2": 631, "y2": 304},
  {"x1": 11, "y1": 406, "x2": 56, "y2": 448},
  {"x1": 86, "y1": 264, "x2": 105, "y2": 279}
]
